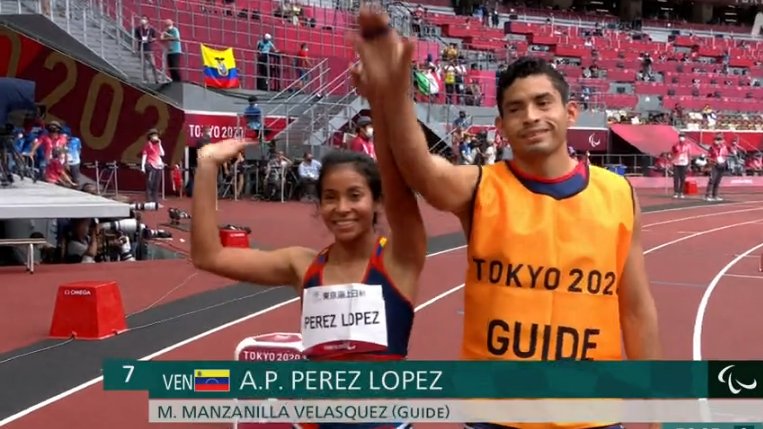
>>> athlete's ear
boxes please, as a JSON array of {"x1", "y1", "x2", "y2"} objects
[
  {"x1": 373, "y1": 199, "x2": 383, "y2": 223},
  {"x1": 566, "y1": 100, "x2": 579, "y2": 126},
  {"x1": 493, "y1": 115, "x2": 503, "y2": 133}
]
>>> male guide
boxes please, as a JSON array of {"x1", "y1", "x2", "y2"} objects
[{"x1": 470, "y1": 257, "x2": 621, "y2": 362}]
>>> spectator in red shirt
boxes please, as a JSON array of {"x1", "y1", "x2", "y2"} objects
[
  {"x1": 671, "y1": 131, "x2": 691, "y2": 198},
  {"x1": 295, "y1": 43, "x2": 311, "y2": 90},
  {"x1": 141, "y1": 128, "x2": 165, "y2": 203},
  {"x1": 31, "y1": 121, "x2": 68, "y2": 171},
  {"x1": 45, "y1": 147, "x2": 75, "y2": 187},
  {"x1": 705, "y1": 134, "x2": 728, "y2": 202},
  {"x1": 349, "y1": 116, "x2": 375, "y2": 159},
  {"x1": 746, "y1": 153, "x2": 763, "y2": 175}
]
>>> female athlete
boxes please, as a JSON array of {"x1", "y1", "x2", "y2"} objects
[{"x1": 190, "y1": 118, "x2": 427, "y2": 429}]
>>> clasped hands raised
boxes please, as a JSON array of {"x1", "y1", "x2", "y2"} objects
[{"x1": 350, "y1": 6, "x2": 415, "y2": 105}]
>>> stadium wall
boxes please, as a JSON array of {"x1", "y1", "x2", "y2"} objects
[{"x1": 0, "y1": 24, "x2": 187, "y2": 191}]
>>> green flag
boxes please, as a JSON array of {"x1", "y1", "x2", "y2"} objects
[{"x1": 413, "y1": 70, "x2": 432, "y2": 96}]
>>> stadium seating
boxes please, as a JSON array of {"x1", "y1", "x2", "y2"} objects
[
  {"x1": 96, "y1": 0, "x2": 763, "y2": 130},
  {"x1": 416, "y1": 13, "x2": 763, "y2": 113},
  {"x1": 411, "y1": 1, "x2": 751, "y2": 35},
  {"x1": 104, "y1": 0, "x2": 437, "y2": 92}
]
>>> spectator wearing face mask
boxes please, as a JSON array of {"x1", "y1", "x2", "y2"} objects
[
  {"x1": 141, "y1": 129, "x2": 165, "y2": 203},
  {"x1": 45, "y1": 147, "x2": 75, "y2": 187},
  {"x1": 453, "y1": 110, "x2": 471, "y2": 130},
  {"x1": 297, "y1": 151, "x2": 321, "y2": 201},
  {"x1": 160, "y1": 19, "x2": 182, "y2": 82},
  {"x1": 671, "y1": 131, "x2": 691, "y2": 199},
  {"x1": 705, "y1": 134, "x2": 728, "y2": 202},
  {"x1": 31, "y1": 121, "x2": 67, "y2": 174},
  {"x1": 349, "y1": 116, "x2": 375, "y2": 159},
  {"x1": 256, "y1": 33, "x2": 279, "y2": 91},
  {"x1": 134, "y1": 15, "x2": 159, "y2": 84}
]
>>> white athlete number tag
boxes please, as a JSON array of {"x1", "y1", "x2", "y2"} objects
[{"x1": 300, "y1": 283, "x2": 388, "y2": 356}]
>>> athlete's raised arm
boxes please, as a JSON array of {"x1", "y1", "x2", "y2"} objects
[
  {"x1": 353, "y1": 9, "x2": 480, "y2": 215},
  {"x1": 618, "y1": 192, "x2": 662, "y2": 360},
  {"x1": 190, "y1": 139, "x2": 315, "y2": 287},
  {"x1": 366, "y1": 99, "x2": 427, "y2": 296}
]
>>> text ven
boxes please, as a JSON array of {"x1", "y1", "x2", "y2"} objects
[
  {"x1": 162, "y1": 374, "x2": 193, "y2": 391},
  {"x1": 472, "y1": 259, "x2": 617, "y2": 295}
]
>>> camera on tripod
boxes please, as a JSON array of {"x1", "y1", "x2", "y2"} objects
[
  {"x1": 168, "y1": 208, "x2": 191, "y2": 225},
  {"x1": 98, "y1": 217, "x2": 171, "y2": 241},
  {"x1": 130, "y1": 201, "x2": 160, "y2": 211}
]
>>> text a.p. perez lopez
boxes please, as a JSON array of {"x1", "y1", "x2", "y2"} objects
[{"x1": 239, "y1": 369, "x2": 444, "y2": 391}]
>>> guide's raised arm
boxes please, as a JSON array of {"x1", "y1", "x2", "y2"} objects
[{"x1": 352, "y1": 8, "x2": 480, "y2": 215}]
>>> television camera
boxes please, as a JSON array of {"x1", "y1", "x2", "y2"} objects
[
  {"x1": 0, "y1": 123, "x2": 35, "y2": 186},
  {"x1": 92, "y1": 201, "x2": 173, "y2": 262}
]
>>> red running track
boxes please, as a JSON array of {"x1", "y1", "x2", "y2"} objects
[{"x1": 2, "y1": 201, "x2": 763, "y2": 429}]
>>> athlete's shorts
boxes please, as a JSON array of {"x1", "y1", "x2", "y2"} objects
[
  {"x1": 464, "y1": 424, "x2": 625, "y2": 429},
  {"x1": 294, "y1": 424, "x2": 411, "y2": 429}
]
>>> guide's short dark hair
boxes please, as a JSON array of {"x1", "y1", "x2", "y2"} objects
[{"x1": 496, "y1": 57, "x2": 570, "y2": 116}]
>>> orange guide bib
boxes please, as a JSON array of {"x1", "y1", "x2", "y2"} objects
[{"x1": 462, "y1": 163, "x2": 635, "y2": 429}]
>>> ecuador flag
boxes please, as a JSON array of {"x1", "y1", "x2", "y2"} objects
[
  {"x1": 193, "y1": 369, "x2": 231, "y2": 392},
  {"x1": 200, "y1": 44, "x2": 240, "y2": 89}
]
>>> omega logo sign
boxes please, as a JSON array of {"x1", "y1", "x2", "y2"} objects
[{"x1": 64, "y1": 289, "x2": 92, "y2": 296}]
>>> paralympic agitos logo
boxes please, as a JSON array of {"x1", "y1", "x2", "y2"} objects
[{"x1": 717, "y1": 364, "x2": 758, "y2": 395}]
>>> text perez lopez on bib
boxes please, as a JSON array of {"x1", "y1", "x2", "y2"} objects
[{"x1": 238, "y1": 369, "x2": 444, "y2": 392}]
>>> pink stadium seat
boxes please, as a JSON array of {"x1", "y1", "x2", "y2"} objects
[
  {"x1": 92, "y1": 0, "x2": 763, "y2": 120},
  {"x1": 412, "y1": 8, "x2": 763, "y2": 116}
]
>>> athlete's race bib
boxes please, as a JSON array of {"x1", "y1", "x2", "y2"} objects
[{"x1": 300, "y1": 283, "x2": 388, "y2": 357}]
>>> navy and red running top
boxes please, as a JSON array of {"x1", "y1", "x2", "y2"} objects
[{"x1": 300, "y1": 236, "x2": 415, "y2": 361}]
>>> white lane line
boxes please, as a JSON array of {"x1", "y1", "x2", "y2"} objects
[
  {"x1": 642, "y1": 206, "x2": 763, "y2": 229},
  {"x1": 723, "y1": 273, "x2": 763, "y2": 281},
  {"x1": 640, "y1": 200, "x2": 763, "y2": 216},
  {"x1": 645, "y1": 219, "x2": 763, "y2": 255},
  {"x1": 0, "y1": 244, "x2": 466, "y2": 427},
  {"x1": 1, "y1": 200, "x2": 760, "y2": 426},
  {"x1": 692, "y1": 241, "x2": 763, "y2": 360},
  {"x1": 415, "y1": 284, "x2": 465, "y2": 311}
]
